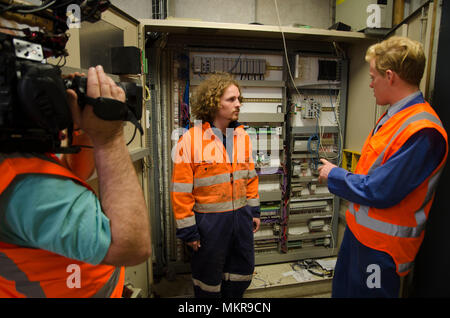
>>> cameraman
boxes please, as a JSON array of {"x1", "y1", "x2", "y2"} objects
[{"x1": 0, "y1": 65, "x2": 151, "y2": 297}]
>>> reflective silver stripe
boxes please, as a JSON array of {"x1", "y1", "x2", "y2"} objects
[
  {"x1": 235, "y1": 196, "x2": 249, "y2": 210},
  {"x1": 194, "y1": 173, "x2": 230, "y2": 188},
  {"x1": 348, "y1": 166, "x2": 444, "y2": 274},
  {"x1": 248, "y1": 169, "x2": 257, "y2": 179},
  {"x1": 421, "y1": 169, "x2": 443, "y2": 209},
  {"x1": 194, "y1": 196, "x2": 247, "y2": 212},
  {"x1": 349, "y1": 204, "x2": 424, "y2": 238},
  {"x1": 176, "y1": 215, "x2": 196, "y2": 229},
  {"x1": 92, "y1": 267, "x2": 121, "y2": 298},
  {"x1": 195, "y1": 200, "x2": 232, "y2": 212},
  {"x1": 223, "y1": 273, "x2": 253, "y2": 282},
  {"x1": 368, "y1": 112, "x2": 443, "y2": 174},
  {"x1": 233, "y1": 169, "x2": 249, "y2": 181},
  {"x1": 192, "y1": 278, "x2": 221, "y2": 293},
  {"x1": 0, "y1": 251, "x2": 46, "y2": 297},
  {"x1": 398, "y1": 262, "x2": 414, "y2": 273},
  {"x1": 247, "y1": 198, "x2": 260, "y2": 207},
  {"x1": 193, "y1": 170, "x2": 255, "y2": 188},
  {"x1": 172, "y1": 182, "x2": 193, "y2": 193},
  {"x1": 349, "y1": 152, "x2": 445, "y2": 238}
]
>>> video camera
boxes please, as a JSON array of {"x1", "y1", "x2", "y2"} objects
[{"x1": 0, "y1": 0, "x2": 143, "y2": 154}]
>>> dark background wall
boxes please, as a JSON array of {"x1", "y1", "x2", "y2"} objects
[{"x1": 411, "y1": 0, "x2": 450, "y2": 297}]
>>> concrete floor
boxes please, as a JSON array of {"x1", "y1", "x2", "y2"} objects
[{"x1": 151, "y1": 258, "x2": 335, "y2": 298}]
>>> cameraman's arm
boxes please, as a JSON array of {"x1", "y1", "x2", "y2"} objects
[{"x1": 67, "y1": 65, "x2": 151, "y2": 266}]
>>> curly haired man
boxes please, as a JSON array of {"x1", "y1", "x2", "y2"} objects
[{"x1": 171, "y1": 73, "x2": 260, "y2": 298}]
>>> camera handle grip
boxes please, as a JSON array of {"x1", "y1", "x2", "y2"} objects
[{"x1": 82, "y1": 95, "x2": 143, "y2": 135}]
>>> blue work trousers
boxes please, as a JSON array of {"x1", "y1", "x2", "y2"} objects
[
  {"x1": 332, "y1": 226, "x2": 400, "y2": 298},
  {"x1": 190, "y1": 206, "x2": 255, "y2": 298}
]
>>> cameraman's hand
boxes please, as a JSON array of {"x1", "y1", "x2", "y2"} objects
[
  {"x1": 67, "y1": 65, "x2": 151, "y2": 266},
  {"x1": 67, "y1": 65, "x2": 126, "y2": 147}
]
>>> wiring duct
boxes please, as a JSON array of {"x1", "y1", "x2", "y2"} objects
[
  {"x1": 161, "y1": 51, "x2": 172, "y2": 263},
  {"x1": 156, "y1": 46, "x2": 167, "y2": 268},
  {"x1": 148, "y1": 38, "x2": 172, "y2": 273}
]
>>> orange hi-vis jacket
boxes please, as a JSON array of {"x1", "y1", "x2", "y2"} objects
[
  {"x1": 0, "y1": 153, "x2": 125, "y2": 298},
  {"x1": 171, "y1": 121, "x2": 260, "y2": 241},
  {"x1": 346, "y1": 102, "x2": 448, "y2": 276}
]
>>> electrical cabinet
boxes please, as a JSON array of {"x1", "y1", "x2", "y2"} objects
[
  {"x1": 285, "y1": 54, "x2": 348, "y2": 262},
  {"x1": 142, "y1": 19, "x2": 363, "y2": 273}
]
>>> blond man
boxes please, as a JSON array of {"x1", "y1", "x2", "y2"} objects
[
  {"x1": 171, "y1": 73, "x2": 260, "y2": 298},
  {"x1": 319, "y1": 36, "x2": 448, "y2": 297}
]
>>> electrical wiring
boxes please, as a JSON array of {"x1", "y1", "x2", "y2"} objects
[
  {"x1": 315, "y1": 94, "x2": 340, "y2": 164},
  {"x1": 177, "y1": 55, "x2": 191, "y2": 129},
  {"x1": 291, "y1": 259, "x2": 333, "y2": 278},
  {"x1": 334, "y1": 93, "x2": 344, "y2": 167},
  {"x1": 252, "y1": 277, "x2": 269, "y2": 288},
  {"x1": 0, "y1": 0, "x2": 56, "y2": 14},
  {"x1": 275, "y1": 0, "x2": 343, "y2": 169},
  {"x1": 273, "y1": 0, "x2": 343, "y2": 258},
  {"x1": 228, "y1": 53, "x2": 242, "y2": 74},
  {"x1": 17, "y1": 0, "x2": 56, "y2": 14},
  {"x1": 179, "y1": 80, "x2": 190, "y2": 130},
  {"x1": 274, "y1": 0, "x2": 306, "y2": 254},
  {"x1": 327, "y1": 85, "x2": 344, "y2": 166},
  {"x1": 274, "y1": 0, "x2": 341, "y2": 166},
  {"x1": 51, "y1": 0, "x2": 79, "y2": 10},
  {"x1": 280, "y1": 161, "x2": 289, "y2": 250},
  {"x1": 144, "y1": 85, "x2": 151, "y2": 102},
  {"x1": 126, "y1": 126, "x2": 138, "y2": 146},
  {"x1": 307, "y1": 133, "x2": 320, "y2": 170},
  {"x1": 273, "y1": 0, "x2": 302, "y2": 98}
]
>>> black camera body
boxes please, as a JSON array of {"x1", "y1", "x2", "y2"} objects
[
  {"x1": 0, "y1": 34, "x2": 72, "y2": 153},
  {"x1": 0, "y1": 0, "x2": 143, "y2": 154},
  {"x1": 64, "y1": 75, "x2": 143, "y2": 136}
]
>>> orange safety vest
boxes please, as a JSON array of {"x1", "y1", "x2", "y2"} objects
[
  {"x1": 346, "y1": 102, "x2": 448, "y2": 276},
  {"x1": 0, "y1": 153, "x2": 125, "y2": 298},
  {"x1": 171, "y1": 121, "x2": 259, "y2": 231}
]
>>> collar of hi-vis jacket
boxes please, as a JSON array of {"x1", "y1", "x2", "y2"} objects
[
  {"x1": 205, "y1": 120, "x2": 245, "y2": 135},
  {"x1": 0, "y1": 152, "x2": 94, "y2": 195},
  {"x1": 191, "y1": 121, "x2": 248, "y2": 165},
  {"x1": 362, "y1": 101, "x2": 447, "y2": 176},
  {"x1": 373, "y1": 91, "x2": 424, "y2": 135},
  {"x1": 209, "y1": 120, "x2": 244, "y2": 158}
]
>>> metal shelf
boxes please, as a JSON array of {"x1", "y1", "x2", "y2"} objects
[
  {"x1": 259, "y1": 190, "x2": 282, "y2": 202},
  {"x1": 255, "y1": 246, "x2": 337, "y2": 266},
  {"x1": 140, "y1": 19, "x2": 368, "y2": 44},
  {"x1": 287, "y1": 231, "x2": 332, "y2": 241},
  {"x1": 239, "y1": 112, "x2": 285, "y2": 123},
  {"x1": 291, "y1": 125, "x2": 339, "y2": 135},
  {"x1": 190, "y1": 79, "x2": 285, "y2": 87}
]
